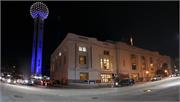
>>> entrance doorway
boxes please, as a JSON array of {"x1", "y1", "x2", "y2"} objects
[{"x1": 130, "y1": 73, "x2": 139, "y2": 81}]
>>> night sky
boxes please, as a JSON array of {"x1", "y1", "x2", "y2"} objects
[{"x1": 2, "y1": 1, "x2": 179, "y2": 76}]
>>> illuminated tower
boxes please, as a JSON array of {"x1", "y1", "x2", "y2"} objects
[{"x1": 30, "y1": 2, "x2": 49, "y2": 75}]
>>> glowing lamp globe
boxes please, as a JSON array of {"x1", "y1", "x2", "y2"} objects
[{"x1": 30, "y1": 2, "x2": 49, "y2": 20}]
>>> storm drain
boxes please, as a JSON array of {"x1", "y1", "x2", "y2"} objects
[
  {"x1": 91, "y1": 97, "x2": 98, "y2": 99},
  {"x1": 14, "y1": 95, "x2": 23, "y2": 98}
]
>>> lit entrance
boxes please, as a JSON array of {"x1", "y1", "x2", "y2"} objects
[
  {"x1": 101, "y1": 74, "x2": 112, "y2": 83},
  {"x1": 131, "y1": 73, "x2": 139, "y2": 81},
  {"x1": 80, "y1": 72, "x2": 89, "y2": 80}
]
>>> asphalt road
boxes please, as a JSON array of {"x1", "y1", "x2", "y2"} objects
[{"x1": 0, "y1": 77, "x2": 180, "y2": 102}]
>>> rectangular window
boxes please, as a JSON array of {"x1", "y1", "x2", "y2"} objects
[
  {"x1": 79, "y1": 46, "x2": 87, "y2": 52},
  {"x1": 82, "y1": 47, "x2": 87, "y2": 52},
  {"x1": 80, "y1": 72, "x2": 88, "y2": 80},
  {"x1": 100, "y1": 58, "x2": 112, "y2": 70},
  {"x1": 141, "y1": 56, "x2": 145, "y2": 62},
  {"x1": 131, "y1": 54, "x2": 137, "y2": 70},
  {"x1": 79, "y1": 46, "x2": 83, "y2": 52},
  {"x1": 79, "y1": 55, "x2": 86, "y2": 64},
  {"x1": 104, "y1": 50, "x2": 109, "y2": 55},
  {"x1": 132, "y1": 64, "x2": 137, "y2": 70}
]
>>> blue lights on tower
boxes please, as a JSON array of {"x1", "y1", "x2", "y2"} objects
[{"x1": 30, "y1": 2, "x2": 49, "y2": 76}]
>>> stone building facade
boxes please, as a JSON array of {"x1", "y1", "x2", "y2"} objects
[{"x1": 50, "y1": 33, "x2": 172, "y2": 85}]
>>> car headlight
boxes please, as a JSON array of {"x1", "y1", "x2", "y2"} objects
[
  {"x1": 17, "y1": 79, "x2": 20, "y2": 83},
  {"x1": 2, "y1": 78, "x2": 5, "y2": 81},
  {"x1": 19, "y1": 80, "x2": 24, "y2": 84},
  {"x1": 24, "y1": 80, "x2": 28, "y2": 84},
  {"x1": 7, "y1": 79, "x2": 11, "y2": 83},
  {"x1": 115, "y1": 82, "x2": 118, "y2": 86},
  {"x1": 13, "y1": 80, "x2": 17, "y2": 84},
  {"x1": 31, "y1": 80, "x2": 34, "y2": 84}
]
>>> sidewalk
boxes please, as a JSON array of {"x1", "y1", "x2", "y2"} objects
[
  {"x1": 34, "y1": 77, "x2": 175, "y2": 89},
  {"x1": 56, "y1": 83, "x2": 113, "y2": 89}
]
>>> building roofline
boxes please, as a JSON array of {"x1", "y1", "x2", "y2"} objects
[{"x1": 51, "y1": 32, "x2": 171, "y2": 58}]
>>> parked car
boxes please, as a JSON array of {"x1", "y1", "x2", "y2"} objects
[
  {"x1": 40, "y1": 79, "x2": 53, "y2": 87},
  {"x1": 23, "y1": 79, "x2": 34, "y2": 86},
  {"x1": 151, "y1": 75, "x2": 161, "y2": 81},
  {"x1": 169, "y1": 74, "x2": 176, "y2": 77},
  {"x1": 115, "y1": 79, "x2": 135, "y2": 87}
]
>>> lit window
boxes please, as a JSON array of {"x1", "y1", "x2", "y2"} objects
[
  {"x1": 79, "y1": 46, "x2": 87, "y2": 52},
  {"x1": 100, "y1": 58, "x2": 112, "y2": 70},
  {"x1": 79, "y1": 46, "x2": 83, "y2": 51},
  {"x1": 100, "y1": 58, "x2": 103, "y2": 68},
  {"x1": 79, "y1": 55, "x2": 86, "y2": 64},
  {"x1": 150, "y1": 63, "x2": 153, "y2": 67},
  {"x1": 82, "y1": 47, "x2": 87, "y2": 52},
  {"x1": 58, "y1": 52, "x2": 61, "y2": 56},
  {"x1": 80, "y1": 72, "x2": 88, "y2": 80}
]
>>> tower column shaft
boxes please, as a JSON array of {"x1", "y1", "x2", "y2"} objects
[{"x1": 35, "y1": 18, "x2": 44, "y2": 75}]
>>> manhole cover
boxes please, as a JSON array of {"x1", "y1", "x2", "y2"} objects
[
  {"x1": 92, "y1": 97, "x2": 98, "y2": 99},
  {"x1": 14, "y1": 95, "x2": 23, "y2": 98},
  {"x1": 144, "y1": 89, "x2": 152, "y2": 92}
]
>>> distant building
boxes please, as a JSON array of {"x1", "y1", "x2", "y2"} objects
[{"x1": 50, "y1": 33, "x2": 172, "y2": 85}]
